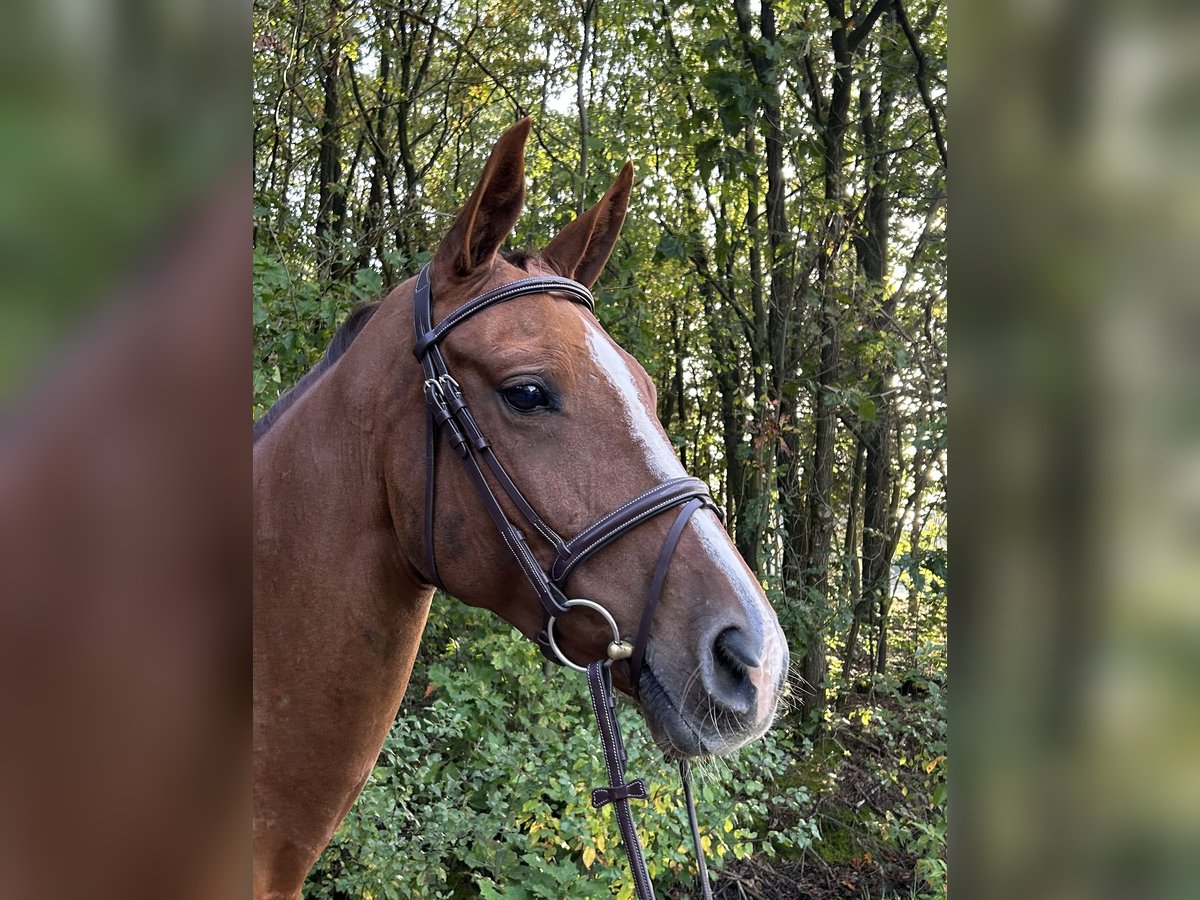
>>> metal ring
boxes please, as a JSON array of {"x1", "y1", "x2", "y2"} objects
[{"x1": 545, "y1": 598, "x2": 622, "y2": 673}]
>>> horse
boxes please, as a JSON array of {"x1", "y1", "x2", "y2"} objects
[{"x1": 253, "y1": 118, "x2": 789, "y2": 899}]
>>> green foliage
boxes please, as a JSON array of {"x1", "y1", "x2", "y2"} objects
[
  {"x1": 878, "y1": 715, "x2": 947, "y2": 898},
  {"x1": 847, "y1": 683, "x2": 948, "y2": 900},
  {"x1": 302, "y1": 598, "x2": 950, "y2": 898},
  {"x1": 252, "y1": 245, "x2": 386, "y2": 421},
  {"x1": 304, "y1": 599, "x2": 817, "y2": 899}
]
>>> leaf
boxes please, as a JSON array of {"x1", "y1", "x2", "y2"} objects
[
  {"x1": 353, "y1": 267, "x2": 382, "y2": 295},
  {"x1": 654, "y1": 233, "x2": 686, "y2": 261},
  {"x1": 717, "y1": 103, "x2": 745, "y2": 136},
  {"x1": 582, "y1": 845, "x2": 596, "y2": 868},
  {"x1": 695, "y1": 137, "x2": 720, "y2": 182}
]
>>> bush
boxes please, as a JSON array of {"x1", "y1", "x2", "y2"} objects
[{"x1": 303, "y1": 597, "x2": 815, "y2": 899}]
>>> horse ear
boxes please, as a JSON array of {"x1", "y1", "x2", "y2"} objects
[
  {"x1": 434, "y1": 118, "x2": 532, "y2": 278},
  {"x1": 541, "y1": 162, "x2": 634, "y2": 288}
]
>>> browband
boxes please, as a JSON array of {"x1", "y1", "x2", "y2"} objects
[{"x1": 414, "y1": 269, "x2": 594, "y2": 359}]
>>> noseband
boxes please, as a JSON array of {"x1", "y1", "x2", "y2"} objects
[{"x1": 413, "y1": 263, "x2": 716, "y2": 899}]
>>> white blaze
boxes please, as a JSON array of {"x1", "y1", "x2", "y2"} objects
[
  {"x1": 583, "y1": 323, "x2": 687, "y2": 481},
  {"x1": 583, "y1": 322, "x2": 767, "y2": 610}
]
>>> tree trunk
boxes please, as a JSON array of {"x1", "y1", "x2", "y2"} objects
[
  {"x1": 740, "y1": 124, "x2": 769, "y2": 575},
  {"x1": 799, "y1": 285, "x2": 840, "y2": 716},
  {"x1": 841, "y1": 439, "x2": 868, "y2": 683},
  {"x1": 856, "y1": 19, "x2": 899, "y2": 682},
  {"x1": 736, "y1": 0, "x2": 811, "y2": 706},
  {"x1": 352, "y1": 15, "x2": 393, "y2": 280},
  {"x1": 315, "y1": 0, "x2": 345, "y2": 276},
  {"x1": 794, "y1": 3, "x2": 861, "y2": 719},
  {"x1": 575, "y1": 0, "x2": 597, "y2": 213},
  {"x1": 700, "y1": 277, "x2": 746, "y2": 534}
]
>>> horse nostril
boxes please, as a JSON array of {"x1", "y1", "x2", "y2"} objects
[
  {"x1": 703, "y1": 626, "x2": 761, "y2": 716},
  {"x1": 715, "y1": 626, "x2": 762, "y2": 671}
]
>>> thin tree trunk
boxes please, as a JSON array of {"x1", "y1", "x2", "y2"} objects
[
  {"x1": 315, "y1": 0, "x2": 345, "y2": 276},
  {"x1": 795, "y1": 1, "x2": 859, "y2": 719},
  {"x1": 662, "y1": 307, "x2": 688, "y2": 469},
  {"x1": 856, "y1": 18, "x2": 899, "y2": 681},
  {"x1": 904, "y1": 448, "x2": 934, "y2": 623},
  {"x1": 741, "y1": 124, "x2": 769, "y2": 575},
  {"x1": 350, "y1": 13, "x2": 393, "y2": 280},
  {"x1": 795, "y1": 0, "x2": 893, "y2": 710},
  {"x1": 841, "y1": 439, "x2": 868, "y2": 684},
  {"x1": 735, "y1": 0, "x2": 811, "y2": 707},
  {"x1": 700, "y1": 279, "x2": 746, "y2": 534},
  {"x1": 575, "y1": 0, "x2": 597, "y2": 213}
]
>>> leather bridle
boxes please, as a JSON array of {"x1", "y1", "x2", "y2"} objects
[{"x1": 413, "y1": 263, "x2": 716, "y2": 899}]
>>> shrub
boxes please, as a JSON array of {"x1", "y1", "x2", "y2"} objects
[{"x1": 304, "y1": 597, "x2": 814, "y2": 899}]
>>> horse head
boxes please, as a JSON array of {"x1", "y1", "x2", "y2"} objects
[{"x1": 416, "y1": 119, "x2": 789, "y2": 757}]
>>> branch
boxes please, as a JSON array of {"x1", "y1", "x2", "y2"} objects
[
  {"x1": 344, "y1": 59, "x2": 387, "y2": 163},
  {"x1": 387, "y1": 4, "x2": 571, "y2": 171},
  {"x1": 892, "y1": 191, "x2": 945, "y2": 302},
  {"x1": 801, "y1": 44, "x2": 826, "y2": 123},
  {"x1": 849, "y1": 0, "x2": 892, "y2": 49},
  {"x1": 893, "y1": 0, "x2": 948, "y2": 169},
  {"x1": 655, "y1": 216, "x2": 757, "y2": 339}
]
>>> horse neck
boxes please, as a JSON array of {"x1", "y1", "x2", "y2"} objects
[
  {"x1": 254, "y1": 292, "x2": 431, "y2": 648},
  {"x1": 253, "y1": 293, "x2": 434, "y2": 893}
]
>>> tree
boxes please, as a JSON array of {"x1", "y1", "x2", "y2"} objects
[{"x1": 253, "y1": 0, "x2": 947, "y2": 727}]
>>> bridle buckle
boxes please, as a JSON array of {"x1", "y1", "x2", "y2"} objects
[
  {"x1": 423, "y1": 377, "x2": 446, "y2": 408},
  {"x1": 423, "y1": 377, "x2": 468, "y2": 457}
]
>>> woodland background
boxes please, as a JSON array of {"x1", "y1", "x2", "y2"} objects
[{"x1": 253, "y1": 0, "x2": 946, "y2": 896}]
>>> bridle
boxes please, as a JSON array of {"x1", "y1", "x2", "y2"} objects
[{"x1": 413, "y1": 263, "x2": 716, "y2": 899}]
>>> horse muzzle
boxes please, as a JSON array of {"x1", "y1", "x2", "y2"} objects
[{"x1": 637, "y1": 623, "x2": 789, "y2": 758}]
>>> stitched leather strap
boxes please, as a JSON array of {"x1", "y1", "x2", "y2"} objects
[
  {"x1": 588, "y1": 662, "x2": 655, "y2": 900},
  {"x1": 422, "y1": 405, "x2": 445, "y2": 590},
  {"x1": 550, "y1": 478, "x2": 717, "y2": 584},
  {"x1": 627, "y1": 497, "x2": 706, "y2": 695},
  {"x1": 414, "y1": 266, "x2": 577, "y2": 619},
  {"x1": 584, "y1": 665, "x2": 714, "y2": 899},
  {"x1": 591, "y1": 778, "x2": 648, "y2": 808},
  {"x1": 680, "y1": 760, "x2": 714, "y2": 900},
  {"x1": 414, "y1": 272, "x2": 594, "y2": 359}
]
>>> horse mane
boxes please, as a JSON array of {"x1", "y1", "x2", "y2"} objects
[
  {"x1": 253, "y1": 302, "x2": 381, "y2": 442},
  {"x1": 253, "y1": 254, "x2": 546, "y2": 443}
]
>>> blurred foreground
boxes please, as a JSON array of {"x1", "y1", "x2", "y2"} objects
[
  {"x1": 0, "y1": 0, "x2": 1196, "y2": 897},
  {"x1": 955, "y1": 1, "x2": 1200, "y2": 898},
  {"x1": 0, "y1": 1, "x2": 249, "y2": 898}
]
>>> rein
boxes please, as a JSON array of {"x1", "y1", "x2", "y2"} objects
[{"x1": 413, "y1": 264, "x2": 716, "y2": 899}]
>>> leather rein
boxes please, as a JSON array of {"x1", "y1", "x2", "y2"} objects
[{"x1": 413, "y1": 263, "x2": 716, "y2": 900}]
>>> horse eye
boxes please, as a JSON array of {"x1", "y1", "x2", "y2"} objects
[{"x1": 500, "y1": 383, "x2": 551, "y2": 413}]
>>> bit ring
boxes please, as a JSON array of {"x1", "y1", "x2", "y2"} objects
[{"x1": 545, "y1": 598, "x2": 625, "y2": 672}]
